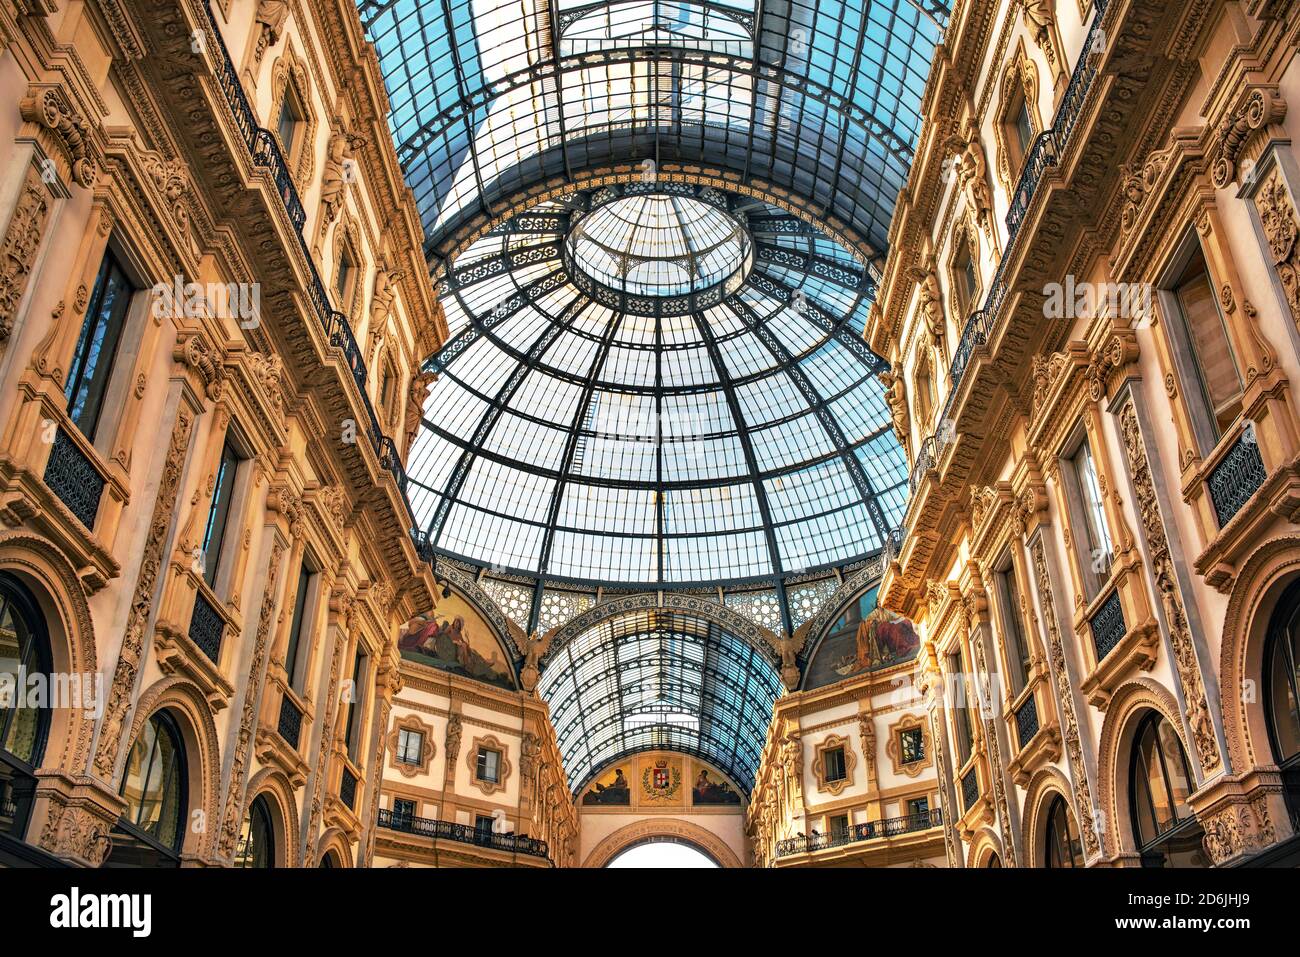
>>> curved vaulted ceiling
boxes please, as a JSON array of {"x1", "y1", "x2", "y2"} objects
[
  {"x1": 538, "y1": 609, "x2": 784, "y2": 794},
  {"x1": 356, "y1": 0, "x2": 948, "y2": 264},
  {"x1": 361, "y1": 0, "x2": 945, "y2": 791}
]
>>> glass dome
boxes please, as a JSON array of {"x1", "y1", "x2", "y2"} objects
[
  {"x1": 406, "y1": 182, "x2": 908, "y2": 587},
  {"x1": 566, "y1": 193, "x2": 752, "y2": 299}
]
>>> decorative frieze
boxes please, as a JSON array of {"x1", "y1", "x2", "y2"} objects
[
  {"x1": 1253, "y1": 164, "x2": 1300, "y2": 327},
  {"x1": 0, "y1": 164, "x2": 52, "y2": 343}
]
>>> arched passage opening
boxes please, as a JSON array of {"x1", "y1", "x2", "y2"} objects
[{"x1": 606, "y1": 837, "x2": 721, "y2": 868}]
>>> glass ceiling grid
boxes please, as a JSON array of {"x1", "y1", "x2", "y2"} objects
[
  {"x1": 538, "y1": 611, "x2": 782, "y2": 794},
  {"x1": 359, "y1": 0, "x2": 944, "y2": 256},
  {"x1": 361, "y1": 0, "x2": 944, "y2": 587},
  {"x1": 412, "y1": 203, "x2": 904, "y2": 583}
]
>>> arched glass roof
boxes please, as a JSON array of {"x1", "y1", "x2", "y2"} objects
[
  {"x1": 538, "y1": 610, "x2": 783, "y2": 794},
  {"x1": 405, "y1": 183, "x2": 909, "y2": 586},
  {"x1": 355, "y1": 0, "x2": 948, "y2": 261}
]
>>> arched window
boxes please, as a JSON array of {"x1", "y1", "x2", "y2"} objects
[
  {"x1": 235, "y1": 794, "x2": 276, "y2": 868},
  {"x1": 1264, "y1": 581, "x2": 1300, "y2": 816},
  {"x1": 986, "y1": 852, "x2": 1002, "y2": 868},
  {"x1": 319, "y1": 850, "x2": 339, "y2": 868},
  {"x1": 1043, "y1": 795, "x2": 1082, "y2": 868},
  {"x1": 1128, "y1": 711, "x2": 1207, "y2": 867},
  {"x1": 0, "y1": 573, "x2": 52, "y2": 839},
  {"x1": 107, "y1": 710, "x2": 188, "y2": 867}
]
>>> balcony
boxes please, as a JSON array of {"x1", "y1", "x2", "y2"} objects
[
  {"x1": 1014, "y1": 694, "x2": 1040, "y2": 751},
  {"x1": 377, "y1": 808, "x2": 550, "y2": 860},
  {"x1": 42, "y1": 427, "x2": 105, "y2": 531},
  {"x1": 339, "y1": 766, "x2": 358, "y2": 811},
  {"x1": 277, "y1": 693, "x2": 303, "y2": 750},
  {"x1": 774, "y1": 808, "x2": 943, "y2": 858},
  {"x1": 1206, "y1": 432, "x2": 1268, "y2": 528}
]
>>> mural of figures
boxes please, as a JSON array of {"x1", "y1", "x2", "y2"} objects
[
  {"x1": 582, "y1": 766, "x2": 632, "y2": 806},
  {"x1": 692, "y1": 769, "x2": 741, "y2": 806},
  {"x1": 397, "y1": 594, "x2": 515, "y2": 690},
  {"x1": 804, "y1": 586, "x2": 921, "y2": 690}
]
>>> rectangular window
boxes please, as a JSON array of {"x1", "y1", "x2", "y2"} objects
[
  {"x1": 277, "y1": 87, "x2": 302, "y2": 157},
  {"x1": 474, "y1": 814, "x2": 495, "y2": 842},
  {"x1": 344, "y1": 648, "x2": 367, "y2": 762},
  {"x1": 1169, "y1": 248, "x2": 1243, "y2": 439},
  {"x1": 335, "y1": 252, "x2": 354, "y2": 311},
  {"x1": 907, "y1": 796, "x2": 930, "y2": 819},
  {"x1": 396, "y1": 728, "x2": 423, "y2": 765},
  {"x1": 65, "y1": 248, "x2": 136, "y2": 440},
  {"x1": 476, "y1": 747, "x2": 501, "y2": 783},
  {"x1": 953, "y1": 242, "x2": 978, "y2": 315},
  {"x1": 1015, "y1": 100, "x2": 1034, "y2": 157},
  {"x1": 996, "y1": 562, "x2": 1032, "y2": 695},
  {"x1": 392, "y1": 798, "x2": 415, "y2": 825},
  {"x1": 200, "y1": 441, "x2": 241, "y2": 588},
  {"x1": 950, "y1": 651, "x2": 974, "y2": 766},
  {"x1": 898, "y1": 727, "x2": 925, "y2": 765},
  {"x1": 822, "y1": 746, "x2": 847, "y2": 783},
  {"x1": 284, "y1": 561, "x2": 314, "y2": 691},
  {"x1": 829, "y1": 814, "x2": 850, "y2": 841},
  {"x1": 1068, "y1": 438, "x2": 1114, "y2": 598}
]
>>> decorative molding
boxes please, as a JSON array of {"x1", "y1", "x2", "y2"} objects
[
  {"x1": 0, "y1": 164, "x2": 53, "y2": 344},
  {"x1": 218, "y1": 537, "x2": 286, "y2": 858},
  {"x1": 884, "y1": 713, "x2": 932, "y2": 778},
  {"x1": 465, "y1": 733, "x2": 512, "y2": 797},
  {"x1": 93, "y1": 408, "x2": 195, "y2": 780},
  {"x1": 1253, "y1": 162, "x2": 1300, "y2": 328},
  {"x1": 387, "y1": 712, "x2": 436, "y2": 778},
  {"x1": 1029, "y1": 536, "x2": 1102, "y2": 860},
  {"x1": 1115, "y1": 400, "x2": 1221, "y2": 775},
  {"x1": 812, "y1": 733, "x2": 855, "y2": 797}
]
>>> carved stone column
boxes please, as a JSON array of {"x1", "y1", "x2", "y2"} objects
[{"x1": 963, "y1": 586, "x2": 1022, "y2": 866}]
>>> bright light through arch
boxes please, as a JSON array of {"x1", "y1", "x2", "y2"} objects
[{"x1": 605, "y1": 841, "x2": 719, "y2": 868}]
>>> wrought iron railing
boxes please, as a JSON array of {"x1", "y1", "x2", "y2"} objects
[
  {"x1": 905, "y1": 2, "x2": 1110, "y2": 503},
  {"x1": 961, "y1": 766, "x2": 980, "y2": 811},
  {"x1": 774, "y1": 808, "x2": 943, "y2": 857},
  {"x1": 187, "y1": 591, "x2": 225, "y2": 664},
  {"x1": 908, "y1": 434, "x2": 938, "y2": 493},
  {"x1": 197, "y1": 1, "x2": 416, "y2": 535},
  {"x1": 277, "y1": 693, "x2": 303, "y2": 750},
  {"x1": 339, "y1": 766, "x2": 358, "y2": 810},
  {"x1": 1207, "y1": 433, "x2": 1268, "y2": 527},
  {"x1": 377, "y1": 808, "x2": 550, "y2": 858},
  {"x1": 1015, "y1": 694, "x2": 1040, "y2": 751},
  {"x1": 43, "y1": 428, "x2": 104, "y2": 530},
  {"x1": 1089, "y1": 588, "x2": 1126, "y2": 661}
]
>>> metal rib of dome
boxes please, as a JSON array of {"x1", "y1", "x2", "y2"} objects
[
  {"x1": 355, "y1": 0, "x2": 948, "y2": 263},
  {"x1": 405, "y1": 183, "x2": 909, "y2": 587}
]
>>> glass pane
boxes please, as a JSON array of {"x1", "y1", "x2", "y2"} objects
[{"x1": 1175, "y1": 254, "x2": 1241, "y2": 436}]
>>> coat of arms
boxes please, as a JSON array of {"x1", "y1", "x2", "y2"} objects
[{"x1": 641, "y1": 758, "x2": 682, "y2": 799}]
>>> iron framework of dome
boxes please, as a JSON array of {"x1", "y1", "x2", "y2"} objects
[{"x1": 406, "y1": 180, "x2": 910, "y2": 594}]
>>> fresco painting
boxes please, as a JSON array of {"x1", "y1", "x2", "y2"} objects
[
  {"x1": 397, "y1": 594, "x2": 515, "y2": 690},
  {"x1": 804, "y1": 586, "x2": 921, "y2": 690}
]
